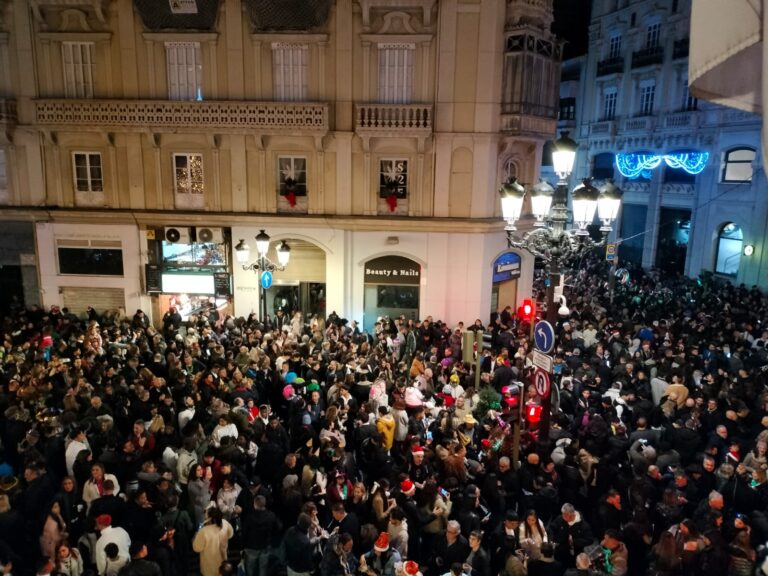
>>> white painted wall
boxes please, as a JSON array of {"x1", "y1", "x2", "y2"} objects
[
  {"x1": 35, "y1": 222, "x2": 148, "y2": 314},
  {"x1": 231, "y1": 224, "x2": 533, "y2": 328}
]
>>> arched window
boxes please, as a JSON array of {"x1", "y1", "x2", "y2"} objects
[
  {"x1": 504, "y1": 158, "x2": 518, "y2": 180},
  {"x1": 715, "y1": 222, "x2": 743, "y2": 276},
  {"x1": 722, "y1": 147, "x2": 755, "y2": 183}
]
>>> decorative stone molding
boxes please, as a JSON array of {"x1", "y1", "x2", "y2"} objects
[
  {"x1": 623, "y1": 116, "x2": 654, "y2": 133},
  {"x1": 30, "y1": 0, "x2": 107, "y2": 28},
  {"x1": 662, "y1": 183, "x2": 695, "y2": 196},
  {"x1": 358, "y1": 0, "x2": 437, "y2": 29},
  {"x1": 622, "y1": 181, "x2": 651, "y2": 194},
  {"x1": 34, "y1": 100, "x2": 330, "y2": 134}
]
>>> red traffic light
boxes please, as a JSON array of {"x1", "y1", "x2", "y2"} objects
[
  {"x1": 519, "y1": 299, "x2": 534, "y2": 321},
  {"x1": 526, "y1": 403, "x2": 542, "y2": 424}
]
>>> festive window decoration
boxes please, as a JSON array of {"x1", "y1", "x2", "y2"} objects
[
  {"x1": 615, "y1": 152, "x2": 709, "y2": 179},
  {"x1": 278, "y1": 157, "x2": 307, "y2": 207},
  {"x1": 379, "y1": 159, "x2": 408, "y2": 212}
]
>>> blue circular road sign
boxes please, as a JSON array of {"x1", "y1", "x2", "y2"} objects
[
  {"x1": 260, "y1": 270, "x2": 273, "y2": 290},
  {"x1": 534, "y1": 320, "x2": 555, "y2": 353}
]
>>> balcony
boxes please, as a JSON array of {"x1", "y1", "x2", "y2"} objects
[
  {"x1": 623, "y1": 116, "x2": 655, "y2": 132},
  {"x1": 673, "y1": 39, "x2": 689, "y2": 60},
  {"x1": 355, "y1": 104, "x2": 433, "y2": 136},
  {"x1": 590, "y1": 120, "x2": 616, "y2": 137},
  {"x1": 663, "y1": 111, "x2": 699, "y2": 129},
  {"x1": 596, "y1": 57, "x2": 624, "y2": 77},
  {"x1": 631, "y1": 46, "x2": 664, "y2": 68},
  {"x1": 33, "y1": 99, "x2": 329, "y2": 134}
]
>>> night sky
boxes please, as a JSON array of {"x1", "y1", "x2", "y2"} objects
[{"x1": 553, "y1": 0, "x2": 592, "y2": 59}]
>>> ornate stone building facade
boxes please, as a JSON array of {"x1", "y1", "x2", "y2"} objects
[{"x1": 0, "y1": 0, "x2": 560, "y2": 325}]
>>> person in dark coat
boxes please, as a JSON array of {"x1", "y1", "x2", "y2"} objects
[
  {"x1": 527, "y1": 542, "x2": 565, "y2": 576},
  {"x1": 488, "y1": 511, "x2": 521, "y2": 576},
  {"x1": 284, "y1": 513, "x2": 315, "y2": 576},
  {"x1": 431, "y1": 520, "x2": 469, "y2": 575},
  {"x1": 242, "y1": 495, "x2": 281, "y2": 576},
  {"x1": 464, "y1": 530, "x2": 491, "y2": 576},
  {"x1": 549, "y1": 503, "x2": 595, "y2": 568}
]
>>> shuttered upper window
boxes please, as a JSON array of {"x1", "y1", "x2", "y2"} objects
[
  {"x1": 378, "y1": 44, "x2": 414, "y2": 104},
  {"x1": 165, "y1": 42, "x2": 202, "y2": 101},
  {"x1": 62, "y1": 42, "x2": 95, "y2": 98},
  {"x1": 272, "y1": 43, "x2": 308, "y2": 102}
]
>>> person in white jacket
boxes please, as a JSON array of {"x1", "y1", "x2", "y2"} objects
[
  {"x1": 94, "y1": 514, "x2": 130, "y2": 576},
  {"x1": 82, "y1": 463, "x2": 121, "y2": 512},
  {"x1": 65, "y1": 428, "x2": 90, "y2": 478}
]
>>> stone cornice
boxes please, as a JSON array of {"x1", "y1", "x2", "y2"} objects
[{"x1": 1, "y1": 208, "x2": 507, "y2": 234}]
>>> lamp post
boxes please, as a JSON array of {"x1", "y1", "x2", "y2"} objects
[
  {"x1": 234, "y1": 230, "x2": 291, "y2": 324},
  {"x1": 499, "y1": 132, "x2": 622, "y2": 441}
]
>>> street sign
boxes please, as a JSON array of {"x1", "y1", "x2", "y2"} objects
[
  {"x1": 260, "y1": 270, "x2": 273, "y2": 290},
  {"x1": 606, "y1": 243, "x2": 617, "y2": 262},
  {"x1": 534, "y1": 368, "x2": 551, "y2": 399},
  {"x1": 534, "y1": 320, "x2": 555, "y2": 353},
  {"x1": 532, "y1": 349, "x2": 554, "y2": 373}
]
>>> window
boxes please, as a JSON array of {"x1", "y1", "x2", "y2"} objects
[
  {"x1": 630, "y1": 13, "x2": 636, "y2": 27},
  {"x1": 593, "y1": 153, "x2": 615, "y2": 180},
  {"x1": 603, "y1": 89, "x2": 617, "y2": 120},
  {"x1": 62, "y1": 42, "x2": 94, "y2": 98},
  {"x1": 672, "y1": 0, "x2": 679, "y2": 13},
  {"x1": 639, "y1": 82, "x2": 655, "y2": 115},
  {"x1": 646, "y1": 23, "x2": 661, "y2": 48},
  {"x1": 378, "y1": 44, "x2": 414, "y2": 104},
  {"x1": 609, "y1": 35, "x2": 622, "y2": 59},
  {"x1": 379, "y1": 159, "x2": 408, "y2": 199},
  {"x1": 58, "y1": 247, "x2": 124, "y2": 276},
  {"x1": 173, "y1": 154, "x2": 204, "y2": 195},
  {"x1": 72, "y1": 153, "x2": 103, "y2": 192},
  {"x1": 715, "y1": 222, "x2": 743, "y2": 276},
  {"x1": 559, "y1": 97, "x2": 576, "y2": 121},
  {"x1": 272, "y1": 43, "x2": 308, "y2": 102},
  {"x1": 165, "y1": 42, "x2": 202, "y2": 101},
  {"x1": 505, "y1": 158, "x2": 519, "y2": 178},
  {"x1": 681, "y1": 84, "x2": 698, "y2": 111},
  {"x1": 278, "y1": 156, "x2": 307, "y2": 211},
  {"x1": 722, "y1": 148, "x2": 756, "y2": 182}
]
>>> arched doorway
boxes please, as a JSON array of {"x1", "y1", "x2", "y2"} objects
[
  {"x1": 363, "y1": 255, "x2": 421, "y2": 333},
  {"x1": 268, "y1": 239, "x2": 327, "y2": 318}
]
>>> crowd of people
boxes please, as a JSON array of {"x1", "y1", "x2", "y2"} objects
[{"x1": 3, "y1": 256, "x2": 768, "y2": 576}]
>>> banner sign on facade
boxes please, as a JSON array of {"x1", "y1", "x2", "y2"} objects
[
  {"x1": 364, "y1": 255, "x2": 421, "y2": 285},
  {"x1": 492, "y1": 252, "x2": 522, "y2": 283}
]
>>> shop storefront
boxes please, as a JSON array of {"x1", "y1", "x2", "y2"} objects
[
  {"x1": 146, "y1": 227, "x2": 233, "y2": 323},
  {"x1": 491, "y1": 251, "x2": 521, "y2": 314},
  {"x1": 363, "y1": 255, "x2": 421, "y2": 332}
]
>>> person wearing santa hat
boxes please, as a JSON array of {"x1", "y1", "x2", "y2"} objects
[
  {"x1": 359, "y1": 532, "x2": 401, "y2": 576},
  {"x1": 94, "y1": 514, "x2": 131, "y2": 576},
  {"x1": 407, "y1": 446, "x2": 433, "y2": 488},
  {"x1": 398, "y1": 560, "x2": 423, "y2": 576}
]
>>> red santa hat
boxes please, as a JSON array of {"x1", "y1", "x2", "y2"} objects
[
  {"x1": 411, "y1": 446, "x2": 425, "y2": 456},
  {"x1": 400, "y1": 479, "x2": 416, "y2": 495},
  {"x1": 374, "y1": 532, "x2": 390, "y2": 552},
  {"x1": 404, "y1": 560, "x2": 422, "y2": 576}
]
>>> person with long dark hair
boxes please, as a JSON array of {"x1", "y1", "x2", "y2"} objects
[{"x1": 193, "y1": 506, "x2": 233, "y2": 576}]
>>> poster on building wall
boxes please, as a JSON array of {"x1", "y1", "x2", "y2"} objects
[
  {"x1": 364, "y1": 255, "x2": 421, "y2": 285},
  {"x1": 492, "y1": 252, "x2": 521, "y2": 283}
]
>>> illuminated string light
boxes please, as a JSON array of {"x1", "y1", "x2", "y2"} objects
[{"x1": 615, "y1": 152, "x2": 710, "y2": 179}]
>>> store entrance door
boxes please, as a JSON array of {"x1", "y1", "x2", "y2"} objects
[
  {"x1": 363, "y1": 255, "x2": 421, "y2": 333},
  {"x1": 491, "y1": 251, "x2": 521, "y2": 316}
]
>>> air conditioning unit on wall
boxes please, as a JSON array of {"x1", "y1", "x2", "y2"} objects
[
  {"x1": 164, "y1": 227, "x2": 192, "y2": 244},
  {"x1": 195, "y1": 227, "x2": 224, "y2": 244}
]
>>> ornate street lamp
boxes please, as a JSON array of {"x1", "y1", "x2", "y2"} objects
[
  {"x1": 234, "y1": 230, "x2": 291, "y2": 323},
  {"x1": 498, "y1": 132, "x2": 622, "y2": 441}
]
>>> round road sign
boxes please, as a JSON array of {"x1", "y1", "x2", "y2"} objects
[{"x1": 534, "y1": 368, "x2": 551, "y2": 399}]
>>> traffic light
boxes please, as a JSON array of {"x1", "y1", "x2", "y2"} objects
[
  {"x1": 526, "y1": 403, "x2": 542, "y2": 425},
  {"x1": 518, "y1": 299, "x2": 534, "y2": 321}
]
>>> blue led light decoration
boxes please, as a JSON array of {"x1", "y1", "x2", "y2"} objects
[{"x1": 615, "y1": 152, "x2": 710, "y2": 179}]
